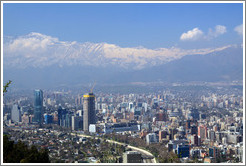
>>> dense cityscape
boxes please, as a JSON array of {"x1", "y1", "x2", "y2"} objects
[
  {"x1": 2, "y1": 2, "x2": 244, "y2": 164},
  {"x1": 3, "y1": 82, "x2": 244, "y2": 163}
]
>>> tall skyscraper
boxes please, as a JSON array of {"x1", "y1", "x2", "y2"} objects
[
  {"x1": 11, "y1": 104, "x2": 21, "y2": 123},
  {"x1": 83, "y1": 92, "x2": 96, "y2": 131},
  {"x1": 33, "y1": 89, "x2": 43, "y2": 124}
]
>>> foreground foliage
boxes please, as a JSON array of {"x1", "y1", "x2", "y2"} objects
[
  {"x1": 3, "y1": 135, "x2": 50, "y2": 163},
  {"x1": 3, "y1": 80, "x2": 12, "y2": 95}
]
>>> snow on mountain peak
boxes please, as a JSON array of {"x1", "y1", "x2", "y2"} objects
[{"x1": 3, "y1": 32, "x2": 232, "y2": 69}]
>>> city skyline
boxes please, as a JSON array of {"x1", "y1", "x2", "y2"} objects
[
  {"x1": 1, "y1": 2, "x2": 245, "y2": 163},
  {"x1": 2, "y1": 84, "x2": 244, "y2": 163}
]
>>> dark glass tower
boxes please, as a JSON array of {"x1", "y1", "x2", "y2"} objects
[
  {"x1": 83, "y1": 92, "x2": 96, "y2": 131},
  {"x1": 33, "y1": 89, "x2": 43, "y2": 124}
]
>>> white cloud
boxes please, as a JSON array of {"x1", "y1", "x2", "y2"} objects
[
  {"x1": 3, "y1": 32, "x2": 232, "y2": 69},
  {"x1": 180, "y1": 28, "x2": 204, "y2": 41},
  {"x1": 208, "y1": 25, "x2": 227, "y2": 38},
  {"x1": 181, "y1": 25, "x2": 227, "y2": 41},
  {"x1": 234, "y1": 24, "x2": 243, "y2": 36}
]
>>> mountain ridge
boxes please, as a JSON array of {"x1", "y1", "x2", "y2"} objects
[
  {"x1": 3, "y1": 43, "x2": 243, "y2": 89},
  {"x1": 3, "y1": 32, "x2": 233, "y2": 70}
]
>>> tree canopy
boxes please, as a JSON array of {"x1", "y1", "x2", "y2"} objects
[{"x1": 3, "y1": 135, "x2": 50, "y2": 163}]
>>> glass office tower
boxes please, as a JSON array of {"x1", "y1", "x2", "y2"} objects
[
  {"x1": 33, "y1": 89, "x2": 43, "y2": 124},
  {"x1": 83, "y1": 92, "x2": 96, "y2": 131}
]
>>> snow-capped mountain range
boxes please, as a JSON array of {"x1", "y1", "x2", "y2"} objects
[
  {"x1": 3, "y1": 32, "x2": 233, "y2": 70},
  {"x1": 3, "y1": 32, "x2": 243, "y2": 88}
]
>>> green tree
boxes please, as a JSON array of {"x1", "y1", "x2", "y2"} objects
[
  {"x1": 3, "y1": 80, "x2": 12, "y2": 95},
  {"x1": 3, "y1": 135, "x2": 50, "y2": 163}
]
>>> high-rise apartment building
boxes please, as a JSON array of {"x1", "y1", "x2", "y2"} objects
[
  {"x1": 83, "y1": 92, "x2": 96, "y2": 131},
  {"x1": 146, "y1": 133, "x2": 157, "y2": 145},
  {"x1": 208, "y1": 130, "x2": 216, "y2": 142},
  {"x1": 33, "y1": 89, "x2": 43, "y2": 124},
  {"x1": 72, "y1": 116, "x2": 83, "y2": 130},
  {"x1": 159, "y1": 130, "x2": 168, "y2": 142},
  {"x1": 198, "y1": 125, "x2": 207, "y2": 141}
]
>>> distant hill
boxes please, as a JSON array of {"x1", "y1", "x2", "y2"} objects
[{"x1": 128, "y1": 44, "x2": 243, "y2": 83}]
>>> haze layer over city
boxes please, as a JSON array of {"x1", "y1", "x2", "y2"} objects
[{"x1": 2, "y1": 2, "x2": 244, "y2": 164}]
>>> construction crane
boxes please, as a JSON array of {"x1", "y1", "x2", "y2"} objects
[{"x1": 90, "y1": 82, "x2": 96, "y2": 93}]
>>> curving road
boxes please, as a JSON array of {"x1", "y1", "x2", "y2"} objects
[{"x1": 72, "y1": 133, "x2": 156, "y2": 163}]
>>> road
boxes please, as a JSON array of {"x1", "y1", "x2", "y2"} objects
[{"x1": 72, "y1": 133, "x2": 156, "y2": 163}]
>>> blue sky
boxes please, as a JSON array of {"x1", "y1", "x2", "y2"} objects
[{"x1": 3, "y1": 3, "x2": 243, "y2": 49}]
